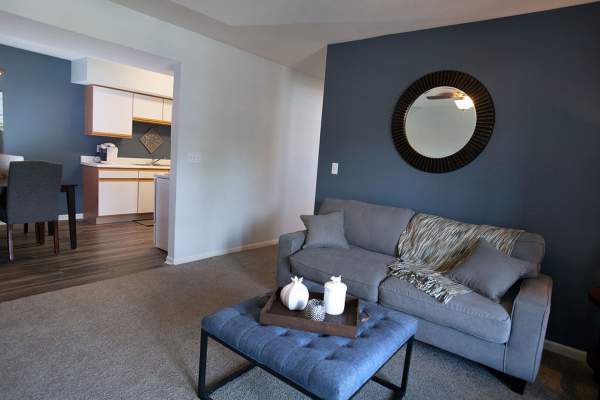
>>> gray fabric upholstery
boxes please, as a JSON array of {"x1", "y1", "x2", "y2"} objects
[
  {"x1": 276, "y1": 231, "x2": 306, "y2": 287},
  {"x1": 290, "y1": 246, "x2": 396, "y2": 302},
  {"x1": 378, "y1": 276, "x2": 512, "y2": 343},
  {"x1": 0, "y1": 161, "x2": 62, "y2": 224},
  {"x1": 300, "y1": 211, "x2": 349, "y2": 249},
  {"x1": 414, "y1": 317, "x2": 507, "y2": 371},
  {"x1": 318, "y1": 198, "x2": 414, "y2": 256},
  {"x1": 504, "y1": 274, "x2": 553, "y2": 382},
  {"x1": 511, "y1": 232, "x2": 545, "y2": 278},
  {"x1": 449, "y1": 240, "x2": 535, "y2": 302},
  {"x1": 277, "y1": 198, "x2": 553, "y2": 384}
]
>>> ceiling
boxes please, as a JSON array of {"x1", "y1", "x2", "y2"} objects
[{"x1": 111, "y1": 0, "x2": 594, "y2": 79}]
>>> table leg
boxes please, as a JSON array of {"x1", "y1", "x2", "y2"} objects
[{"x1": 65, "y1": 186, "x2": 77, "y2": 249}]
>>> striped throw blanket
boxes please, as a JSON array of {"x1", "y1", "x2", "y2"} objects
[{"x1": 387, "y1": 213, "x2": 522, "y2": 303}]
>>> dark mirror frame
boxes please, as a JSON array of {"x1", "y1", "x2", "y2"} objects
[{"x1": 391, "y1": 70, "x2": 495, "y2": 173}]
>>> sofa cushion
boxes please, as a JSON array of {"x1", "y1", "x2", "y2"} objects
[
  {"x1": 511, "y1": 232, "x2": 545, "y2": 278},
  {"x1": 300, "y1": 211, "x2": 350, "y2": 249},
  {"x1": 449, "y1": 240, "x2": 534, "y2": 302},
  {"x1": 378, "y1": 276, "x2": 512, "y2": 343},
  {"x1": 318, "y1": 198, "x2": 415, "y2": 256},
  {"x1": 290, "y1": 246, "x2": 397, "y2": 302}
]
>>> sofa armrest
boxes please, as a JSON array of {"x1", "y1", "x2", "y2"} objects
[
  {"x1": 504, "y1": 274, "x2": 553, "y2": 382},
  {"x1": 276, "y1": 231, "x2": 306, "y2": 287}
]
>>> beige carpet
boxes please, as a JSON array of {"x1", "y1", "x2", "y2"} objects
[{"x1": 0, "y1": 246, "x2": 595, "y2": 399}]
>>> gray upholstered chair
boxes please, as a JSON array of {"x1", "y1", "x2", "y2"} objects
[{"x1": 0, "y1": 161, "x2": 62, "y2": 260}]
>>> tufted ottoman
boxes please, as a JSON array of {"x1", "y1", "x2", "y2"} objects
[{"x1": 198, "y1": 295, "x2": 417, "y2": 400}]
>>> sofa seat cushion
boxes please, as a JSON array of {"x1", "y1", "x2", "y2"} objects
[
  {"x1": 290, "y1": 246, "x2": 397, "y2": 302},
  {"x1": 378, "y1": 276, "x2": 512, "y2": 343}
]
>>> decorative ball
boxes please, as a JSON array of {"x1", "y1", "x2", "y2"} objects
[{"x1": 303, "y1": 299, "x2": 326, "y2": 321}]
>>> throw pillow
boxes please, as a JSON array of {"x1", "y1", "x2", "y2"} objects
[
  {"x1": 448, "y1": 239, "x2": 534, "y2": 302},
  {"x1": 300, "y1": 211, "x2": 350, "y2": 249}
]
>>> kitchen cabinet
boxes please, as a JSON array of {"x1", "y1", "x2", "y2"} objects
[
  {"x1": 85, "y1": 86, "x2": 133, "y2": 138},
  {"x1": 137, "y1": 181, "x2": 155, "y2": 213},
  {"x1": 98, "y1": 181, "x2": 139, "y2": 216},
  {"x1": 133, "y1": 93, "x2": 164, "y2": 123},
  {"x1": 163, "y1": 99, "x2": 173, "y2": 123},
  {"x1": 83, "y1": 166, "x2": 170, "y2": 224},
  {"x1": 138, "y1": 170, "x2": 168, "y2": 213}
]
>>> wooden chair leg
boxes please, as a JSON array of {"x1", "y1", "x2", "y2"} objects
[
  {"x1": 48, "y1": 221, "x2": 54, "y2": 237},
  {"x1": 35, "y1": 222, "x2": 45, "y2": 244},
  {"x1": 53, "y1": 220, "x2": 59, "y2": 254},
  {"x1": 24, "y1": 223, "x2": 28, "y2": 234},
  {"x1": 7, "y1": 224, "x2": 14, "y2": 261}
]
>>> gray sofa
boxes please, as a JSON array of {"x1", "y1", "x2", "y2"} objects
[{"x1": 277, "y1": 198, "x2": 552, "y2": 393}]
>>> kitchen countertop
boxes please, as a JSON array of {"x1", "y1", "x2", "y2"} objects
[{"x1": 81, "y1": 156, "x2": 171, "y2": 170}]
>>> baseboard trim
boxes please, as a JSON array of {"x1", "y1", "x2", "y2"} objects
[
  {"x1": 544, "y1": 339, "x2": 587, "y2": 363},
  {"x1": 167, "y1": 239, "x2": 278, "y2": 265}
]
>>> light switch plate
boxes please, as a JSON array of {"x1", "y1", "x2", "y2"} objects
[
  {"x1": 331, "y1": 162, "x2": 339, "y2": 175},
  {"x1": 187, "y1": 152, "x2": 201, "y2": 163}
]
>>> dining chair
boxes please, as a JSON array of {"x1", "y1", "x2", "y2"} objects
[
  {"x1": 0, "y1": 154, "x2": 29, "y2": 233},
  {"x1": 0, "y1": 161, "x2": 62, "y2": 261}
]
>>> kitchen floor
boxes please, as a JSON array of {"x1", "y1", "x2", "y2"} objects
[{"x1": 0, "y1": 221, "x2": 167, "y2": 302}]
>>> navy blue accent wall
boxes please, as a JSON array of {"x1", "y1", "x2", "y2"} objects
[
  {"x1": 316, "y1": 3, "x2": 600, "y2": 350},
  {"x1": 0, "y1": 44, "x2": 171, "y2": 214}
]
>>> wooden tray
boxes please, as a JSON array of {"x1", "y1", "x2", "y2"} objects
[{"x1": 259, "y1": 288, "x2": 360, "y2": 338}]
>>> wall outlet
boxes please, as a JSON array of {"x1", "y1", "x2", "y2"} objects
[
  {"x1": 187, "y1": 152, "x2": 201, "y2": 163},
  {"x1": 331, "y1": 162, "x2": 339, "y2": 175}
]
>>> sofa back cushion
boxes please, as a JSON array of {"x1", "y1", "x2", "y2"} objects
[
  {"x1": 510, "y1": 232, "x2": 545, "y2": 277},
  {"x1": 319, "y1": 198, "x2": 415, "y2": 256}
]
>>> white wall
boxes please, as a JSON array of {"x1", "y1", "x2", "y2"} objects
[{"x1": 0, "y1": 0, "x2": 323, "y2": 264}]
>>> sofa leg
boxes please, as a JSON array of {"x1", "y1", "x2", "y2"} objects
[{"x1": 506, "y1": 375, "x2": 527, "y2": 395}]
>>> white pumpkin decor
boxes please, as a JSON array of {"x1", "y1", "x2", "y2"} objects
[{"x1": 280, "y1": 276, "x2": 309, "y2": 311}]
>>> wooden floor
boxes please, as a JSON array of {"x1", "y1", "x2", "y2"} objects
[{"x1": 0, "y1": 221, "x2": 168, "y2": 303}]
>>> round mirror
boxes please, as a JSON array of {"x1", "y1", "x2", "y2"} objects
[
  {"x1": 391, "y1": 71, "x2": 495, "y2": 173},
  {"x1": 405, "y1": 86, "x2": 476, "y2": 159}
]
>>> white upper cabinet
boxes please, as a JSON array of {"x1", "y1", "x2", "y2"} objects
[
  {"x1": 133, "y1": 93, "x2": 164, "y2": 122},
  {"x1": 85, "y1": 86, "x2": 133, "y2": 138},
  {"x1": 162, "y1": 99, "x2": 173, "y2": 123}
]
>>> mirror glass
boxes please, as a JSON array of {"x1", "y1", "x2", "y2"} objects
[
  {"x1": 0, "y1": 91, "x2": 3, "y2": 133},
  {"x1": 405, "y1": 86, "x2": 476, "y2": 159}
]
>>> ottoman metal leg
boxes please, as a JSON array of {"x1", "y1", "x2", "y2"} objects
[
  {"x1": 198, "y1": 329, "x2": 257, "y2": 400},
  {"x1": 197, "y1": 330, "x2": 208, "y2": 399},
  {"x1": 368, "y1": 336, "x2": 413, "y2": 399}
]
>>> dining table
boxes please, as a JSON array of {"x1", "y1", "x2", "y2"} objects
[{"x1": 0, "y1": 180, "x2": 78, "y2": 249}]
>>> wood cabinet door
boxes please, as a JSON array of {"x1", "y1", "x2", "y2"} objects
[
  {"x1": 89, "y1": 86, "x2": 133, "y2": 137},
  {"x1": 162, "y1": 99, "x2": 173, "y2": 122},
  {"x1": 98, "y1": 181, "x2": 139, "y2": 216},
  {"x1": 138, "y1": 181, "x2": 155, "y2": 214},
  {"x1": 133, "y1": 93, "x2": 164, "y2": 122}
]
